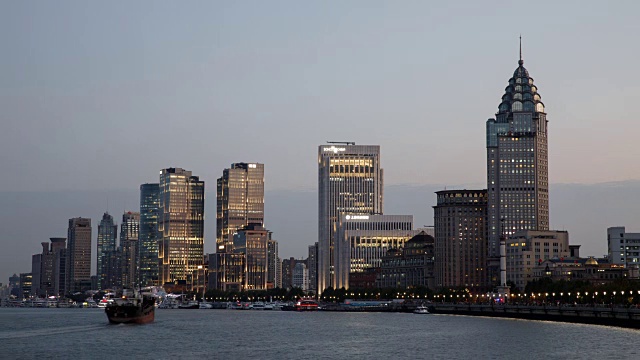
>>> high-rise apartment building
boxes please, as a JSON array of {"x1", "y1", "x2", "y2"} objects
[
  {"x1": 335, "y1": 214, "x2": 415, "y2": 289},
  {"x1": 97, "y1": 212, "x2": 117, "y2": 290},
  {"x1": 486, "y1": 52, "x2": 549, "y2": 284},
  {"x1": 67, "y1": 217, "x2": 92, "y2": 293},
  {"x1": 318, "y1": 143, "x2": 383, "y2": 293},
  {"x1": 434, "y1": 190, "x2": 488, "y2": 291},
  {"x1": 139, "y1": 183, "x2": 160, "y2": 286},
  {"x1": 158, "y1": 168, "x2": 205, "y2": 287},
  {"x1": 216, "y1": 163, "x2": 264, "y2": 251},
  {"x1": 120, "y1": 211, "x2": 140, "y2": 288}
]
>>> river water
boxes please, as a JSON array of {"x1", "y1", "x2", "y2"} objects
[{"x1": 0, "y1": 308, "x2": 638, "y2": 359}]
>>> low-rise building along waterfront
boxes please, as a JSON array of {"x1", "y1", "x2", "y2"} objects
[
  {"x1": 506, "y1": 230, "x2": 570, "y2": 290},
  {"x1": 377, "y1": 231, "x2": 435, "y2": 289},
  {"x1": 335, "y1": 214, "x2": 415, "y2": 290}
]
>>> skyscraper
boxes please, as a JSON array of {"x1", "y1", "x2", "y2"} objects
[
  {"x1": 267, "y1": 235, "x2": 280, "y2": 289},
  {"x1": 120, "y1": 211, "x2": 140, "y2": 288},
  {"x1": 67, "y1": 217, "x2": 92, "y2": 293},
  {"x1": 233, "y1": 224, "x2": 269, "y2": 291},
  {"x1": 97, "y1": 212, "x2": 117, "y2": 290},
  {"x1": 486, "y1": 50, "x2": 549, "y2": 285},
  {"x1": 318, "y1": 143, "x2": 383, "y2": 292},
  {"x1": 158, "y1": 168, "x2": 205, "y2": 287},
  {"x1": 139, "y1": 183, "x2": 159, "y2": 286},
  {"x1": 216, "y1": 163, "x2": 264, "y2": 251},
  {"x1": 434, "y1": 189, "x2": 488, "y2": 291}
]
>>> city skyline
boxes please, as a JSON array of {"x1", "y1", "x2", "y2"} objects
[{"x1": 3, "y1": 1, "x2": 640, "y2": 283}]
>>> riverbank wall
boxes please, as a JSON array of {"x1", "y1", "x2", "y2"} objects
[{"x1": 428, "y1": 304, "x2": 640, "y2": 329}]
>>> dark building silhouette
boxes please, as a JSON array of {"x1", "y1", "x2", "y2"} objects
[
  {"x1": 434, "y1": 190, "x2": 488, "y2": 291},
  {"x1": 139, "y1": 183, "x2": 159, "y2": 287}
]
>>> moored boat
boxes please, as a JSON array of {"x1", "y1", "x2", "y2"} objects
[
  {"x1": 413, "y1": 305, "x2": 430, "y2": 314},
  {"x1": 105, "y1": 293, "x2": 155, "y2": 324},
  {"x1": 294, "y1": 299, "x2": 319, "y2": 311}
]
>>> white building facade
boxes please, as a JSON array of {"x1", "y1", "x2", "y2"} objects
[
  {"x1": 608, "y1": 227, "x2": 640, "y2": 268},
  {"x1": 318, "y1": 144, "x2": 383, "y2": 293}
]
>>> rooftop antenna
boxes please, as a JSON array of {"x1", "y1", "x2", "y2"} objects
[{"x1": 519, "y1": 34, "x2": 523, "y2": 65}]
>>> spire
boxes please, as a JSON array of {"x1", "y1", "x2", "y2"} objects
[{"x1": 518, "y1": 34, "x2": 523, "y2": 66}]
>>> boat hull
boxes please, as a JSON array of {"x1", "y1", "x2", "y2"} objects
[{"x1": 105, "y1": 297, "x2": 155, "y2": 325}]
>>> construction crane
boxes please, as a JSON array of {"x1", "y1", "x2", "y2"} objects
[{"x1": 326, "y1": 141, "x2": 355, "y2": 145}]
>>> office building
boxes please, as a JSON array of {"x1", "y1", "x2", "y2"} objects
[
  {"x1": 216, "y1": 163, "x2": 264, "y2": 251},
  {"x1": 607, "y1": 227, "x2": 640, "y2": 268},
  {"x1": 139, "y1": 183, "x2": 160, "y2": 287},
  {"x1": 158, "y1": 168, "x2": 205, "y2": 288},
  {"x1": 292, "y1": 262, "x2": 309, "y2": 291},
  {"x1": 335, "y1": 214, "x2": 414, "y2": 289},
  {"x1": 318, "y1": 143, "x2": 383, "y2": 293},
  {"x1": 281, "y1": 257, "x2": 306, "y2": 290},
  {"x1": 120, "y1": 211, "x2": 140, "y2": 288},
  {"x1": 208, "y1": 252, "x2": 245, "y2": 292},
  {"x1": 233, "y1": 224, "x2": 269, "y2": 291},
  {"x1": 31, "y1": 238, "x2": 66, "y2": 297},
  {"x1": 307, "y1": 243, "x2": 318, "y2": 293},
  {"x1": 267, "y1": 236, "x2": 281, "y2": 289},
  {"x1": 67, "y1": 217, "x2": 92, "y2": 293},
  {"x1": 433, "y1": 190, "x2": 488, "y2": 291},
  {"x1": 506, "y1": 230, "x2": 569, "y2": 290},
  {"x1": 52, "y1": 238, "x2": 67, "y2": 296},
  {"x1": 486, "y1": 49, "x2": 550, "y2": 284},
  {"x1": 19, "y1": 273, "x2": 32, "y2": 299},
  {"x1": 97, "y1": 212, "x2": 117, "y2": 290}
]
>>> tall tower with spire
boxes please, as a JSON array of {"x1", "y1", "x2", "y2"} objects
[{"x1": 486, "y1": 41, "x2": 549, "y2": 285}]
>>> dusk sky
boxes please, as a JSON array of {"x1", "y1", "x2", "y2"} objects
[{"x1": 2, "y1": 1, "x2": 640, "y2": 282}]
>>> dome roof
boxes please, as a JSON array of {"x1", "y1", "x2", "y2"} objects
[
  {"x1": 497, "y1": 59, "x2": 545, "y2": 114},
  {"x1": 585, "y1": 257, "x2": 599, "y2": 266},
  {"x1": 405, "y1": 231, "x2": 434, "y2": 247}
]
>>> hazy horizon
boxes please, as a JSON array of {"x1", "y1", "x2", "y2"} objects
[{"x1": 4, "y1": 179, "x2": 640, "y2": 283}]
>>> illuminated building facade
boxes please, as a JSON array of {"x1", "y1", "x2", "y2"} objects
[
  {"x1": 139, "y1": 183, "x2": 159, "y2": 286},
  {"x1": 486, "y1": 53, "x2": 549, "y2": 285},
  {"x1": 158, "y1": 168, "x2": 205, "y2": 288},
  {"x1": 208, "y1": 252, "x2": 245, "y2": 292},
  {"x1": 216, "y1": 163, "x2": 264, "y2": 251},
  {"x1": 434, "y1": 190, "x2": 488, "y2": 291},
  {"x1": 120, "y1": 211, "x2": 140, "y2": 288},
  {"x1": 233, "y1": 224, "x2": 269, "y2": 291},
  {"x1": 97, "y1": 212, "x2": 117, "y2": 290},
  {"x1": 335, "y1": 214, "x2": 415, "y2": 289},
  {"x1": 318, "y1": 144, "x2": 383, "y2": 293}
]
